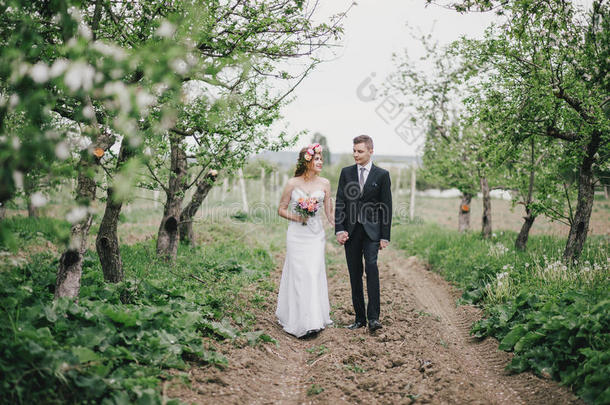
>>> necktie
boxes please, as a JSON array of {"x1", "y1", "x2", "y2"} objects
[{"x1": 359, "y1": 167, "x2": 365, "y2": 191}]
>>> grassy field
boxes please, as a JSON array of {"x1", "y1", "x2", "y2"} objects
[
  {"x1": 1, "y1": 176, "x2": 609, "y2": 403},
  {"x1": 396, "y1": 194, "x2": 610, "y2": 237}
]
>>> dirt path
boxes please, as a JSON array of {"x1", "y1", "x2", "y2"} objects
[{"x1": 168, "y1": 243, "x2": 582, "y2": 404}]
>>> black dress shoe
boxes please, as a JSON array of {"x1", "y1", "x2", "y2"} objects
[
  {"x1": 346, "y1": 321, "x2": 366, "y2": 330},
  {"x1": 368, "y1": 320, "x2": 382, "y2": 332}
]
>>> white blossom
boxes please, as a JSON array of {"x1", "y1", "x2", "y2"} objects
[
  {"x1": 104, "y1": 81, "x2": 130, "y2": 110},
  {"x1": 9, "y1": 93, "x2": 19, "y2": 108},
  {"x1": 170, "y1": 58, "x2": 188, "y2": 75},
  {"x1": 66, "y1": 206, "x2": 88, "y2": 224},
  {"x1": 30, "y1": 192, "x2": 47, "y2": 208},
  {"x1": 14, "y1": 63, "x2": 29, "y2": 81},
  {"x1": 67, "y1": 6, "x2": 83, "y2": 23},
  {"x1": 110, "y1": 69, "x2": 124, "y2": 79},
  {"x1": 13, "y1": 171, "x2": 24, "y2": 190},
  {"x1": 78, "y1": 23, "x2": 92, "y2": 40},
  {"x1": 136, "y1": 90, "x2": 156, "y2": 112},
  {"x1": 30, "y1": 62, "x2": 50, "y2": 83},
  {"x1": 82, "y1": 105, "x2": 95, "y2": 119},
  {"x1": 128, "y1": 134, "x2": 142, "y2": 147},
  {"x1": 64, "y1": 61, "x2": 95, "y2": 91},
  {"x1": 45, "y1": 129, "x2": 60, "y2": 140},
  {"x1": 50, "y1": 58, "x2": 69, "y2": 78},
  {"x1": 55, "y1": 142, "x2": 70, "y2": 160},
  {"x1": 156, "y1": 21, "x2": 176, "y2": 38},
  {"x1": 92, "y1": 41, "x2": 127, "y2": 61}
]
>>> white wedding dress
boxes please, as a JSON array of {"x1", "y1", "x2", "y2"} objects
[{"x1": 276, "y1": 187, "x2": 333, "y2": 337}]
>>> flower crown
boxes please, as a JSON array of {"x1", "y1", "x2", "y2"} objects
[{"x1": 303, "y1": 143, "x2": 323, "y2": 162}]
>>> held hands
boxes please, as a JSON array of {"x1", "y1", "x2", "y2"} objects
[{"x1": 336, "y1": 231, "x2": 349, "y2": 245}]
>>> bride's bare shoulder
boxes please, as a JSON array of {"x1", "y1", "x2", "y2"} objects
[
  {"x1": 287, "y1": 176, "x2": 300, "y2": 186},
  {"x1": 318, "y1": 177, "x2": 331, "y2": 186}
]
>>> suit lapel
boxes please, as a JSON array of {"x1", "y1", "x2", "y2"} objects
[{"x1": 352, "y1": 164, "x2": 359, "y2": 183}]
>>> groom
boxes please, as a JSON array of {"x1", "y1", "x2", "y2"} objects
[{"x1": 335, "y1": 135, "x2": 392, "y2": 332}]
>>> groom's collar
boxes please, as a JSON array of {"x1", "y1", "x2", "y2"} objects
[{"x1": 357, "y1": 160, "x2": 373, "y2": 172}]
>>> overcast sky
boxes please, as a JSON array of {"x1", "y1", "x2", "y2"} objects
[
  {"x1": 273, "y1": 0, "x2": 594, "y2": 157},
  {"x1": 271, "y1": 0, "x2": 497, "y2": 156}
]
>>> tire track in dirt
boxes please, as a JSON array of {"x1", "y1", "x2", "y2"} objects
[
  {"x1": 392, "y1": 254, "x2": 577, "y2": 404},
  {"x1": 395, "y1": 255, "x2": 523, "y2": 404},
  {"x1": 392, "y1": 253, "x2": 582, "y2": 405},
  {"x1": 168, "y1": 245, "x2": 583, "y2": 404}
]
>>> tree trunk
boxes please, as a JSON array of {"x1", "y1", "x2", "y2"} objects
[
  {"x1": 458, "y1": 193, "x2": 472, "y2": 232},
  {"x1": 260, "y1": 167, "x2": 265, "y2": 204},
  {"x1": 179, "y1": 171, "x2": 218, "y2": 245},
  {"x1": 238, "y1": 168, "x2": 249, "y2": 213},
  {"x1": 156, "y1": 135, "x2": 187, "y2": 260},
  {"x1": 605, "y1": 185, "x2": 609, "y2": 200},
  {"x1": 27, "y1": 198, "x2": 38, "y2": 218},
  {"x1": 515, "y1": 211, "x2": 536, "y2": 250},
  {"x1": 409, "y1": 167, "x2": 416, "y2": 221},
  {"x1": 95, "y1": 139, "x2": 131, "y2": 283},
  {"x1": 24, "y1": 178, "x2": 38, "y2": 218},
  {"x1": 55, "y1": 131, "x2": 114, "y2": 299},
  {"x1": 480, "y1": 177, "x2": 492, "y2": 239},
  {"x1": 563, "y1": 131, "x2": 601, "y2": 262}
]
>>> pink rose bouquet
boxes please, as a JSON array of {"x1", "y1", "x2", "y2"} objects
[{"x1": 294, "y1": 196, "x2": 320, "y2": 225}]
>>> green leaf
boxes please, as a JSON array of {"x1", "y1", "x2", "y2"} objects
[
  {"x1": 102, "y1": 307, "x2": 138, "y2": 327},
  {"x1": 514, "y1": 331, "x2": 544, "y2": 352},
  {"x1": 202, "y1": 319, "x2": 238, "y2": 339},
  {"x1": 72, "y1": 346, "x2": 100, "y2": 363},
  {"x1": 499, "y1": 324, "x2": 526, "y2": 351}
]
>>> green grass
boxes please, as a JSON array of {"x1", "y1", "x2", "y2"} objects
[
  {"x1": 393, "y1": 223, "x2": 609, "y2": 404},
  {"x1": 306, "y1": 383, "x2": 325, "y2": 396},
  {"x1": 0, "y1": 217, "x2": 276, "y2": 405},
  {"x1": 0, "y1": 216, "x2": 71, "y2": 251}
]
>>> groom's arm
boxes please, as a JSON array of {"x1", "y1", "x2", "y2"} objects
[
  {"x1": 335, "y1": 168, "x2": 347, "y2": 234},
  {"x1": 380, "y1": 170, "x2": 392, "y2": 242}
]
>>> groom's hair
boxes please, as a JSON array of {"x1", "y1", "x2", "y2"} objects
[{"x1": 353, "y1": 135, "x2": 373, "y2": 151}]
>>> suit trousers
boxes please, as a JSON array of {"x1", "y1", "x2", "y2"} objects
[{"x1": 344, "y1": 222, "x2": 380, "y2": 323}]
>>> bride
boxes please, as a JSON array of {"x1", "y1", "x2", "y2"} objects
[{"x1": 276, "y1": 144, "x2": 334, "y2": 338}]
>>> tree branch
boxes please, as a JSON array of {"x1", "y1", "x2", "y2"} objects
[
  {"x1": 545, "y1": 126, "x2": 580, "y2": 142},
  {"x1": 145, "y1": 162, "x2": 170, "y2": 194},
  {"x1": 553, "y1": 88, "x2": 594, "y2": 123}
]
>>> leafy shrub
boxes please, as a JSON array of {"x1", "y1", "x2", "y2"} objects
[
  {"x1": 393, "y1": 223, "x2": 609, "y2": 404},
  {"x1": 473, "y1": 289, "x2": 609, "y2": 404},
  {"x1": 0, "y1": 238, "x2": 275, "y2": 404}
]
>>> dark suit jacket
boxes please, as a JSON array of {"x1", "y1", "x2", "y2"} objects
[{"x1": 335, "y1": 164, "x2": 392, "y2": 242}]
